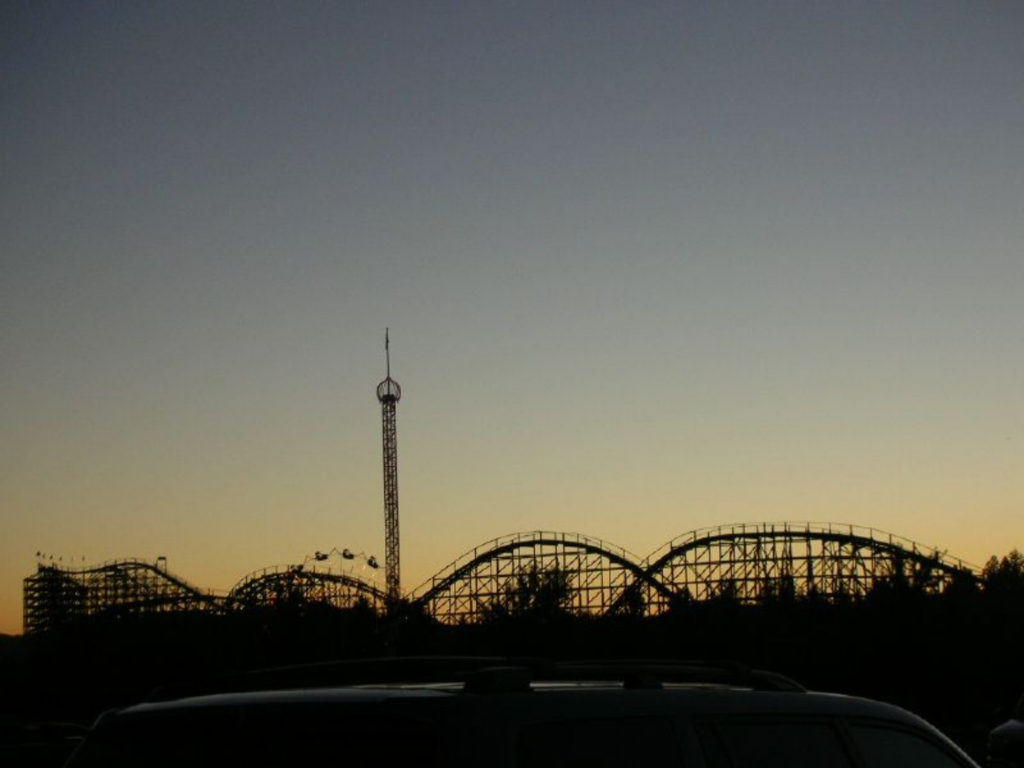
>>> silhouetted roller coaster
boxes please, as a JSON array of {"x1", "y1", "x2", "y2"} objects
[
  {"x1": 225, "y1": 565, "x2": 387, "y2": 612},
  {"x1": 22, "y1": 559, "x2": 220, "y2": 633},
  {"x1": 23, "y1": 522, "x2": 980, "y2": 633}
]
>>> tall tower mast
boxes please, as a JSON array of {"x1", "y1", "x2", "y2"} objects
[{"x1": 376, "y1": 329, "x2": 402, "y2": 604}]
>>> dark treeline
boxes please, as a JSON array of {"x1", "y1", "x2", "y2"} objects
[{"x1": 2, "y1": 550, "x2": 1022, "y2": 758}]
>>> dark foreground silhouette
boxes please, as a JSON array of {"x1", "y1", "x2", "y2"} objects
[{"x1": 2, "y1": 549, "x2": 1022, "y2": 764}]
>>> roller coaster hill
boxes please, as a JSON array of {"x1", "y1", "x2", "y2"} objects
[{"x1": 23, "y1": 522, "x2": 988, "y2": 634}]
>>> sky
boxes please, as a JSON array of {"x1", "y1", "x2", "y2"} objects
[{"x1": 2, "y1": 1, "x2": 1023, "y2": 635}]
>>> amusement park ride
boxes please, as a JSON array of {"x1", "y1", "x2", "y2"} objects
[
  {"x1": 22, "y1": 334, "x2": 982, "y2": 634},
  {"x1": 23, "y1": 522, "x2": 980, "y2": 634},
  {"x1": 376, "y1": 328, "x2": 402, "y2": 606}
]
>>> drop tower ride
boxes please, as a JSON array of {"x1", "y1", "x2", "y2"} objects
[{"x1": 376, "y1": 329, "x2": 402, "y2": 604}]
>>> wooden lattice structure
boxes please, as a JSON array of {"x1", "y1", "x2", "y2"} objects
[
  {"x1": 625, "y1": 522, "x2": 980, "y2": 614},
  {"x1": 411, "y1": 531, "x2": 665, "y2": 624},
  {"x1": 226, "y1": 565, "x2": 386, "y2": 611},
  {"x1": 23, "y1": 560, "x2": 220, "y2": 634},
  {"x1": 24, "y1": 523, "x2": 981, "y2": 632},
  {"x1": 413, "y1": 524, "x2": 980, "y2": 624}
]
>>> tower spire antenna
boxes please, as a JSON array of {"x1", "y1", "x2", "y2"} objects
[{"x1": 376, "y1": 329, "x2": 402, "y2": 606}]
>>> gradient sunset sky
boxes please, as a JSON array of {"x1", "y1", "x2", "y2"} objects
[{"x1": 3, "y1": 2, "x2": 1023, "y2": 634}]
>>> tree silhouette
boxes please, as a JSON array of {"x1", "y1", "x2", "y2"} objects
[
  {"x1": 983, "y1": 549, "x2": 1024, "y2": 595},
  {"x1": 484, "y1": 563, "x2": 572, "y2": 620}
]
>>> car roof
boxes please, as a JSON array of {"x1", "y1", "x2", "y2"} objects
[
  {"x1": 77, "y1": 659, "x2": 976, "y2": 768},
  {"x1": 143, "y1": 656, "x2": 804, "y2": 700},
  {"x1": 114, "y1": 656, "x2": 932, "y2": 734}
]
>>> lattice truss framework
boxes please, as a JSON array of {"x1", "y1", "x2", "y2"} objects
[
  {"x1": 23, "y1": 560, "x2": 217, "y2": 634},
  {"x1": 380, "y1": 397, "x2": 400, "y2": 604},
  {"x1": 633, "y1": 523, "x2": 976, "y2": 614},
  {"x1": 24, "y1": 523, "x2": 980, "y2": 633},
  {"x1": 413, "y1": 531, "x2": 652, "y2": 625},
  {"x1": 23, "y1": 560, "x2": 388, "y2": 634},
  {"x1": 413, "y1": 524, "x2": 979, "y2": 624},
  {"x1": 226, "y1": 566, "x2": 386, "y2": 611}
]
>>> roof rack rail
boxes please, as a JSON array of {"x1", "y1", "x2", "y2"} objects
[
  {"x1": 146, "y1": 656, "x2": 805, "y2": 701},
  {"x1": 146, "y1": 656, "x2": 514, "y2": 701},
  {"x1": 545, "y1": 660, "x2": 805, "y2": 692},
  {"x1": 460, "y1": 659, "x2": 804, "y2": 694}
]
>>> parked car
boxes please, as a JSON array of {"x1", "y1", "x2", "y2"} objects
[
  {"x1": 0, "y1": 718, "x2": 86, "y2": 768},
  {"x1": 989, "y1": 693, "x2": 1024, "y2": 768},
  {"x1": 65, "y1": 657, "x2": 978, "y2": 767}
]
